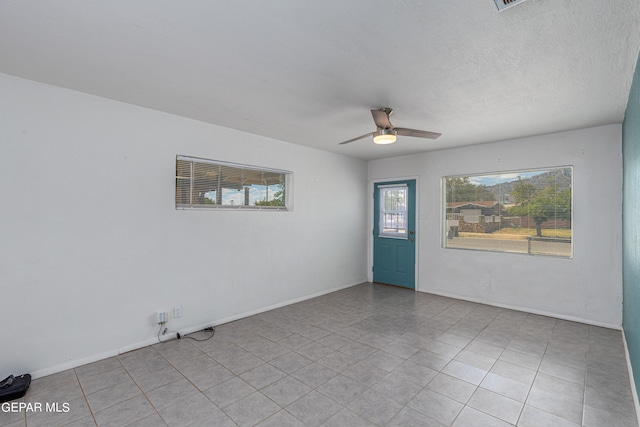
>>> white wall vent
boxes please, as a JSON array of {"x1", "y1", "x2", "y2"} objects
[{"x1": 494, "y1": 0, "x2": 527, "y2": 12}]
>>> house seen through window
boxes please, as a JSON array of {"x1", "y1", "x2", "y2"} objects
[{"x1": 444, "y1": 167, "x2": 572, "y2": 257}]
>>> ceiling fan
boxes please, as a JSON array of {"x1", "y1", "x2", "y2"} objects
[{"x1": 339, "y1": 107, "x2": 441, "y2": 145}]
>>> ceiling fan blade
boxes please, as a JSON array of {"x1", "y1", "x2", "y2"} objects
[
  {"x1": 339, "y1": 132, "x2": 374, "y2": 145},
  {"x1": 395, "y1": 128, "x2": 441, "y2": 139},
  {"x1": 371, "y1": 109, "x2": 392, "y2": 129}
]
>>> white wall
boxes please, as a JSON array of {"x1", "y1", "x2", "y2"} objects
[
  {"x1": 0, "y1": 73, "x2": 368, "y2": 378},
  {"x1": 369, "y1": 125, "x2": 623, "y2": 328}
]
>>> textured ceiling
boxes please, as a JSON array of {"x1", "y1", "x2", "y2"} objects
[{"x1": 1, "y1": 0, "x2": 639, "y2": 160}]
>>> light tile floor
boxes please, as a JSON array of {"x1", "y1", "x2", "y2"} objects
[{"x1": 2, "y1": 283, "x2": 638, "y2": 426}]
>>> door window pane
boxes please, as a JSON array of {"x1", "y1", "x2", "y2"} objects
[{"x1": 379, "y1": 186, "x2": 408, "y2": 238}]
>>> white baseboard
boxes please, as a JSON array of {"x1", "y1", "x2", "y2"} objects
[
  {"x1": 178, "y1": 279, "x2": 364, "y2": 336},
  {"x1": 421, "y1": 289, "x2": 621, "y2": 330},
  {"x1": 622, "y1": 328, "x2": 640, "y2": 427},
  {"x1": 30, "y1": 349, "x2": 120, "y2": 380},
  {"x1": 31, "y1": 280, "x2": 365, "y2": 380}
]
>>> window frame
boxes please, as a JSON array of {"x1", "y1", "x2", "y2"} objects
[
  {"x1": 378, "y1": 184, "x2": 409, "y2": 240},
  {"x1": 175, "y1": 155, "x2": 292, "y2": 211},
  {"x1": 442, "y1": 166, "x2": 573, "y2": 258}
]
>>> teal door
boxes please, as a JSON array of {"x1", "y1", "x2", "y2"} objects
[{"x1": 373, "y1": 180, "x2": 416, "y2": 289}]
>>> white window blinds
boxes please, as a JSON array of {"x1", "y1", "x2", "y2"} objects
[{"x1": 176, "y1": 156, "x2": 291, "y2": 210}]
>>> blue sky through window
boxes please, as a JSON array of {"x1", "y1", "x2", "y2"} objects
[{"x1": 468, "y1": 171, "x2": 544, "y2": 186}]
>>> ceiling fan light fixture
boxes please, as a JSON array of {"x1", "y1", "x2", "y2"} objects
[
  {"x1": 373, "y1": 128, "x2": 397, "y2": 144},
  {"x1": 338, "y1": 107, "x2": 440, "y2": 146}
]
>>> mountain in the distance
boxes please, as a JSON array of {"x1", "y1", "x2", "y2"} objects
[{"x1": 486, "y1": 168, "x2": 572, "y2": 202}]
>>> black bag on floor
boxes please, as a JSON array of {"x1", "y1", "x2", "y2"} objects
[{"x1": 0, "y1": 374, "x2": 31, "y2": 402}]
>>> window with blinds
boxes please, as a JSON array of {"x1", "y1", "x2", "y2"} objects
[
  {"x1": 378, "y1": 185, "x2": 408, "y2": 239},
  {"x1": 443, "y1": 166, "x2": 573, "y2": 257},
  {"x1": 176, "y1": 156, "x2": 291, "y2": 210}
]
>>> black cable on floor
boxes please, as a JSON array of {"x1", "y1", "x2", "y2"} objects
[{"x1": 182, "y1": 328, "x2": 215, "y2": 342}]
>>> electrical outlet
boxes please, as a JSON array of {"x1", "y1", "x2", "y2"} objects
[
  {"x1": 156, "y1": 310, "x2": 168, "y2": 324},
  {"x1": 483, "y1": 283, "x2": 491, "y2": 293},
  {"x1": 174, "y1": 305, "x2": 182, "y2": 318}
]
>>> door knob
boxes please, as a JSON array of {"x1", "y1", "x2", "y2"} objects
[{"x1": 409, "y1": 230, "x2": 415, "y2": 235}]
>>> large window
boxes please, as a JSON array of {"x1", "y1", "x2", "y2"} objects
[
  {"x1": 176, "y1": 156, "x2": 291, "y2": 210},
  {"x1": 443, "y1": 167, "x2": 572, "y2": 257}
]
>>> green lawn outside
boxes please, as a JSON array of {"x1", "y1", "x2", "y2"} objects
[{"x1": 459, "y1": 227, "x2": 572, "y2": 240}]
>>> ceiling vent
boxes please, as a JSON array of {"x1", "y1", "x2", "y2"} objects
[{"x1": 494, "y1": 0, "x2": 527, "y2": 11}]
